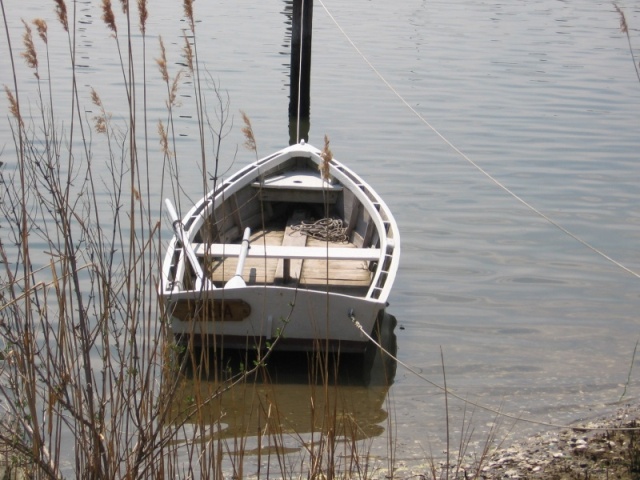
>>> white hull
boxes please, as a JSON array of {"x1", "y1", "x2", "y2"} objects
[
  {"x1": 168, "y1": 287, "x2": 384, "y2": 352},
  {"x1": 160, "y1": 142, "x2": 400, "y2": 353}
]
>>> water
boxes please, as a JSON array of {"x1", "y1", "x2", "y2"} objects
[{"x1": 1, "y1": 0, "x2": 640, "y2": 471}]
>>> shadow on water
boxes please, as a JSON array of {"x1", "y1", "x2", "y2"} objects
[{"x1": 168, "y1": 313, "x2": 397, "y2": 442}]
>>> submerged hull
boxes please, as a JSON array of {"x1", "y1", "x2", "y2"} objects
[{"x1": 160, "y1": 142, "x2": 399, "y2": 353}]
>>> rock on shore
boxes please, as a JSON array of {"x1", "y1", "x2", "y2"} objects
[
  {"x1": 477, "y1": 404, "x2": 640, "y2": 479},
  {"x1": 387, "y1": 404, "x2": 640, "y2": 480}
]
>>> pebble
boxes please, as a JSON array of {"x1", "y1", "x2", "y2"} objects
[
  {"x1": 392, "y1": 405, "x2": 640, "y2": 480},
  {"x1": 470, "y1": 404, "x2": 640, "y2": 479}
]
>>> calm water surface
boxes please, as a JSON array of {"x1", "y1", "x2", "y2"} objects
[{"x1": 2, "y1": 0, "x2": 640, "y2": 470}]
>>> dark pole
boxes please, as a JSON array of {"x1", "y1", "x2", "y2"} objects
[{"x1": 289, "y1": 0, "x2": 313, "y2": 144}]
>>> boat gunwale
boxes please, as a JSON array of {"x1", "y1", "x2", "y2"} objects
[{"x1": 160, "y1": 143, "x2": 400, "y2": 305}]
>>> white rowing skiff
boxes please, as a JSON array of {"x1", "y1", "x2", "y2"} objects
[{"x1": 160, "y1": 141, "x2": 400, "y2": 353}]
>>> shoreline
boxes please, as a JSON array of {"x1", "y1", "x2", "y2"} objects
[
  {"x1": 476, "y1": 403, "x2": 640, "y2": 479},
  {"x1": 387, "y1": 403, "x2": 640, "y2": 480}
]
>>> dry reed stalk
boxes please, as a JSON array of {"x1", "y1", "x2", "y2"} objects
[
  {"x1": 615, "y1": 4, "x2": 628, "y2": 34},
  {"x1": 442, "y1": 347, "x2": 451, "y2": 479},
  {"x1": 614, "y1": 4, "x2": 640, "y2": 84},
  {"x1": 32, "y1": 19, "x2": 47, "y2": 44},
  {"x1": 157, "y1": 37, "x2": 169, "y2": 83},
  {"x1": 102, "y1": 0, "x2": 117, "y2": 33},
  {"x1": 53, "y1": 0, "x2": 68, "y2": 32},
  {"x1": 137, "y1": 0, "x2": 148, "y2": 34},
  {"x1": 158, "y1": 120, "x2": 171, "y2": 158},
  {"x1": 157, "y1": 37, "x2": 183, "y2": 106},
  {"x1": 169, "y1": 74, "x2": 181, "y2": 108},
  {"x1": 90, "y1": 88, "x2": 109, "y2": 134},
  {"x1": 182, "y1": 33, "x2": 194, "y2": 73},
  {"x1": 240, "y1": 110, "x2": 257, "y2": 156},
  {"x1": 20, "y1": 20, "x2": 38, "y2": 76},
  {"x1": 319, "y1": 134, "x2": 332, "y2": 181},
  {"x1": 183, "y1": 0, "x2": 194, "y2": 33},
  {"x1": 4, "y1": 86, "x2": 22, "y2": 128},
  {"x1": 1, "y1": 1, "x2": 400, "y2": 477}
]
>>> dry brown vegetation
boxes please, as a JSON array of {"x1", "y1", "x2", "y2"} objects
[
  {"x1": 0, "y1": 1, "x2": 396, "y2": 477},
  {"x1": 0, "y1": 1, "x2": 638, "y2": 479}
]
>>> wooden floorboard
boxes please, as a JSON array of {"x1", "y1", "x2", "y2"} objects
[
  {"x1": 301, "y1": 238, "x2": 372, "y2": 287},
  {"x1": 207, "y1": 226, "x2": 373, "y2": 289},
  {"x1": 208, "y1": 229, "x2": 282, "y2": 285}
]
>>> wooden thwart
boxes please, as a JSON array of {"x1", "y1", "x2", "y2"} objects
[{"x1": 195, "y1": 244, "x2": 381, "y2": 261}]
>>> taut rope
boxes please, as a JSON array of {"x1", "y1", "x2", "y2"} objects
[
  {"x1": 348, "y1": 311, "x2": 640, "y2": 432},
  {"x1": 317, "y1": 0, "x2": 640, "y2": 281}
]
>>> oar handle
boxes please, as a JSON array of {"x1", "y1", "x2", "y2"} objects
[
  {"x1": 165, "y1": 199, "x2": 213, "y2": 290},
  {"x1": 225, "y1": 227, "x2": 251, "y2": 289},
  {"x1": 234, "y1": 227, "x2": 252, "y2": 277},
  {"x1": 164, "y1": 198, "x2": 180, "y2": 226}
]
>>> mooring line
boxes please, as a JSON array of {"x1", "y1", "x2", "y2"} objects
[
  {"x1": 348, "y1": 313, "x2": 640, "y2": 432},
  {"x1": 318, "y1": 0, "x2": 640, "y2": 281}
]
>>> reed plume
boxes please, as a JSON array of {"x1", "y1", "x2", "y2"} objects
[
  {"x1": 4, "y1": 86, "x2": 23, "y2": 127},
  {"x1": 614, "y1": 4, "x2": 640, "y2": 83},
  {"x1": 158, "y1": 120, "x2": 171, "y2": 158},
  {"x1": 615, "y1": 4, "x2": 628, "y2": 34},
  {"x1": 90, "y1": 88, "x2": 102, "y2": 108},
  {"x1": 157, "y1": 38, "x2": 182, "y2": 106},
  {"x1": 137, "y1": 0, "x2": 148, "y2": 34},
  {"x1": 157, "y1": 37, "x2": 169, "y2": 83},
  {"x1": 53, "y1": 0, "x2": 68, "y2": 32},
  {"x1": 102, "y1": 0, "x2": 117, "y2": 34},
  {"x1": 90, "y1": 89, "x2": 107, "y2": 134},
  {"x1": 33, "y1": 19, "x2": 48, "y2": 44},
  {"x1": 93, "y1": 115, "x2": 107, "y2": 134},
  {"x1": 169, "y1": 73, "x2": 182, "y2": 108},
  {"x1": 183, "y1": 0, "x2": 195, "y2": 33},
  {"x1": 240, "y1": 110, "x2": 257, "y2": 156},
  {"x1": 21, "y1": 20, "x2": 38, "y2": 77},
  {"x1": 182, "y1": 33, "x2": 194, "y2": 72},
  {"x1": 319, "y1": 134, "x2": 332, "y2": 181}
]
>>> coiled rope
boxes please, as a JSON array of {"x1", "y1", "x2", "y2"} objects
[
  {"x1": 290, "y1": 218, "x2": 349, "y2": 243},
  {"x1": 317, "y1": 0, "x2": 640, "y2": 281}
]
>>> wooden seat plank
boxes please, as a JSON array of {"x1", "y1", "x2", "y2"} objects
[{"x1": 196, "y1": 244, "x2": 381, "y2": 261}]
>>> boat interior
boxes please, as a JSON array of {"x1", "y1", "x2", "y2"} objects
[{"x1": 185, "y1": 158, "x2": 387, "y2": 295}]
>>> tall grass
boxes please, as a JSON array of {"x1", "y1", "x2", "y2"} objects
[
  {"x1": 0, "y1": 0, "x2": 529, "y2": 477},
  {"x1": 0, "y1": 1, "x2": 407, "y2": 478},
  {"x1": 0, "y1": 0, "x2": 183, "y2": 476}
]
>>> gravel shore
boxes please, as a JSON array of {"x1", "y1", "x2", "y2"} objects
[
  {"x1": 474, "y1": 404, "x2": 640, "y2": 479},
  {"x1": 388, "y1": 404, "x2": 640, "y2": 479}
]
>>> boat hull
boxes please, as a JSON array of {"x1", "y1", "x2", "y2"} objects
[
  {"x1": 160, "y1": 142, "x2": 399, "y2": 353},
  {"x1": 166, "y1": 285, "x2": 385, "y2": 353}
]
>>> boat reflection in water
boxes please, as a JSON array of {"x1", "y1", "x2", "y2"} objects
[{"x1": 168, "y1": 313, "x2": 397, "y2": 446}]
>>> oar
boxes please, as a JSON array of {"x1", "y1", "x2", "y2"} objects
[
  {"x1": 165, "y1": 199, "x2": 214, "y2": 291},
  {"x1": 224, "y1": 227, "x2": 251, "y2": 289}
]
